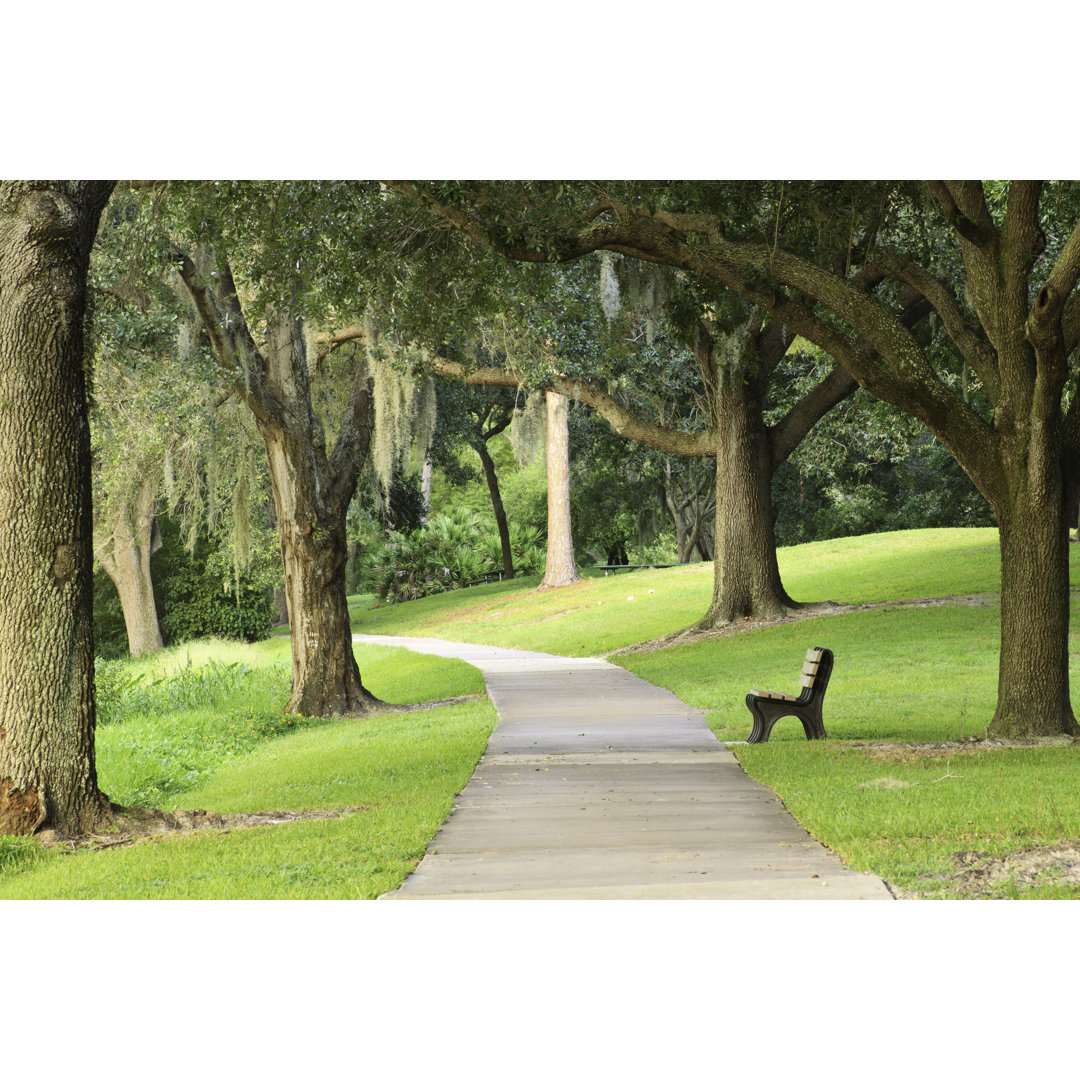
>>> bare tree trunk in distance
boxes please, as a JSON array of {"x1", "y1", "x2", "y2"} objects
[
  {"x1": 97, "y1": 474, "x2": 165, "y2": 657},
  {"x1": 539, "y1": 390, "x2": 580, "y2": 589},
  {"x1": 477, "y1": 439, "x2": 515, "y2": 580},
  {"x1": 0, "y1": 181, "x2": 116, "y2": 836},
  {"x1": 420, "y1": 448, "x2": 433, "y2": 523}
]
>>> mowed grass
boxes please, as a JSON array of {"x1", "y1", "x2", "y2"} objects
[
  {"x1": 352, "y1": 528, "x2": 1015, "y2": 654},
  {"x1": 0, "y1": 641, "x2": 494, "y2": 899},
  {"x1": 617, "y1": 601, "x2": 1004, "y2": 744},
  {"x1": 733, "y1": 741, "x2": 1080, "y2": 898}
]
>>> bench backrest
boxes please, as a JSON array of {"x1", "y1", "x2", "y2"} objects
[{"x1": 797, "y1": 646, "x2": 833, "y2": 702}]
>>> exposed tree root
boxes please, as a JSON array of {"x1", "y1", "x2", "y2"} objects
[
  {"x1": 606, "y1": 594, "x2": 994, "y2": 656},
  {"x1": 35, "y1": 804, "x2": 372, "y2": 852}
]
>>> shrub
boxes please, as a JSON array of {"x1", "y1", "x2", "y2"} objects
[
  {"x1": 152, "y1": 517, "x2": 274, "y2": 645},
  {"x1": 479, "y1": 521, "x2": 546, "y2": 576},
  {"x1": 361, "y1": 509, "x2": 543, "y2": 603}
]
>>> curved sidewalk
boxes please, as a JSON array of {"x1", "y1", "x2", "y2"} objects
[{"x1": 358, "y1": 634, "x2": 892, "y2": 900}]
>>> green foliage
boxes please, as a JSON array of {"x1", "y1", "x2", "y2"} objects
[
  {"x1": 95, "y1": 654, "x2": 291, "y2": 726},
  {"x1": 151, "y1": 516, "x2": 274, "y2": 645},
  {"x1": 479, "y1": 520, "x2": 546, "y2": 576},
  {"x1": 771, "y1": 379, "x2": 995, "y2": 546},
  {"x1": 360, "y1": 508, "x2": 544, "y2": 603}
]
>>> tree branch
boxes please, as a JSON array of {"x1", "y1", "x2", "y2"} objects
[
  {"x1": 173, "y1": 247, "x2": 281, "y2": 426},
  {"x1": 398, "y1": 184, "x2": 1003, "y2": 502},
  {"x1": 328, "y1": 364, "x2": 374, "y2": 508},
  {"x1": 927, "y1": 181, "x2": 996, "y2": 246},
  {"x1": 769, "y1": 362, "x2": 858, "y2": 468},
  {"x1": 313, "y1": 323, "x2": 366, "y2": 361},
  {"x1": 430, "y1": 358, "x2": 716, "y2": 457},
  {"x1": 868, "y1": 252, "x2": 1000, "y2": 400},
  {"x1": 1032, "y1": 217, "x2": 1080, "y2": 331}
]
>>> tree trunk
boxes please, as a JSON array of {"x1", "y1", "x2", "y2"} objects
[
  {"x1": 476, "y1": 438, "x2": 514, "y2": 579},
  {"x1": 0, "y1": 181, "x2": 115, "y2": 836},
  {"x1": 696, "y1": 361, "x2": 796, "y2": 628},
  {"x1": 420, "y1": 448, "x2": 433, "y2": 523},
  {"x1": 98, "y1": 474, "x2": 164, "y2": 657},
  {"x1": 539, "y1": 391, "x2": 581, "y2": 589},
  {"x1": 263, "y1": 427, "x2": 374, "y2": 716},
  {"x1": 256, "y1": 320, "x2": 379, "y2": 717},
  {"x1": 662, "y1": 463, "x2": 694, "y2": 563},
  {"x1": 987, "y1": 472, "x2": 1079, "y2": 737}
]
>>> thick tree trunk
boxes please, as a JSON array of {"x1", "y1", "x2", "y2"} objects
[
  {"x1": 539, "y1": 391, "x2": 580, "y2": 589},
  {"x1": 476, "y1": 438, "x2": 514, "y2": 579},
  {"x1": 0, "y1": 181, "x2": 115, "y2": 836},
  {"x1": 695, "y1": 367, "x2": 796, "y2": 629},
  {"x1": 265, "y1": 430, "x2": 373, "y2": 716},
  {"x1": 988, "y1": 480, "x2": 1079, "y2": 738},
  {"x1": 256, "y1": 324, "x2": 379, "y2": 718},
  {"x1": 98, "y1": 475, "x2": 164, "y2": 657}
]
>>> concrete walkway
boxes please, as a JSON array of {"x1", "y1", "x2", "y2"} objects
[{"x1": 359, "y1": 634, "x2": 892, "y2": 900}]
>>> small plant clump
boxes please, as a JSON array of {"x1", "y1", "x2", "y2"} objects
[{"x1": 361, "y1": 508, "x2": 544, "y2": 604}]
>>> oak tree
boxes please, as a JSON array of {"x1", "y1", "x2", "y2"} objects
[{"x1": 0, "y1": 181, "x2": 116, "y2": 835}]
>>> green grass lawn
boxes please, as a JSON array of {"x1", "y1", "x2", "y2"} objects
[
  {"x1": 0, "y1": 641, "x2": 495, "y2": 899},
  {"x1": 351, "y1": 527, "x2": 1016, "y2": 654},
  {"x1": 7, "y1": 526, "x2": 1080, "y2": 899}
]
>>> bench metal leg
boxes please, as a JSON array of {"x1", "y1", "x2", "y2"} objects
[{"x1": 745, "y1": 695, "x2": 826, "y2": 743}]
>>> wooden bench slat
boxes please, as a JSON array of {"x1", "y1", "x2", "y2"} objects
[
  {"x1": 805, "y1": 647, "x2": 824, "y2": 662},
  {"x1": 748, "y1": 690, "x2": 798, "y2": 702},
  {"x1": 798, "y1": 673, "x2": 816, "y2": 688}
]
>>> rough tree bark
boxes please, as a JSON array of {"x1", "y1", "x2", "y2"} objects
[
  {"x1": 0, "y1": 180, "x2": 116, "y2": 836},
  {"x1": 177, "y1": 249, "x2": 380, "y2": 717},
  {"x1": 539, "y1": 391, "x2": 581, "y2": 588},
  {"x1": 701, "y1": 335, "x2": 798, "y2": 625},
  {"x1": 96, "y1": 473, "x2": 165, "y2": 657}
]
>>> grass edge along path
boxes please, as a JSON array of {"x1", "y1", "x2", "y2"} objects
[{"x1": 0, "y1": 643, "x2": 497, "y2": 899}]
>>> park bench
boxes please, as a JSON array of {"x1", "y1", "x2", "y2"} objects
[{"x1": 744, "y1": 646, "x2": 833, "y2": 743}]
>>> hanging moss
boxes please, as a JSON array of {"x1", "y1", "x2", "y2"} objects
[
  {"x1": 599, "y1": 251, "x2": 620, "y2": 321},
  {"x1": 510, "y1": 392, "x2": 546, "y2": 467},
  {"x1": 413, "y1": 377, "x2": 437, "y2": 461},
  {"x1": 372, "y1": 357, "x2": 417, "y2": 497}
]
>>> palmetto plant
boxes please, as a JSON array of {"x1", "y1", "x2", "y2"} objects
[{"x1": 361, "y1": 509, "x2": 544, "y2": 603}]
